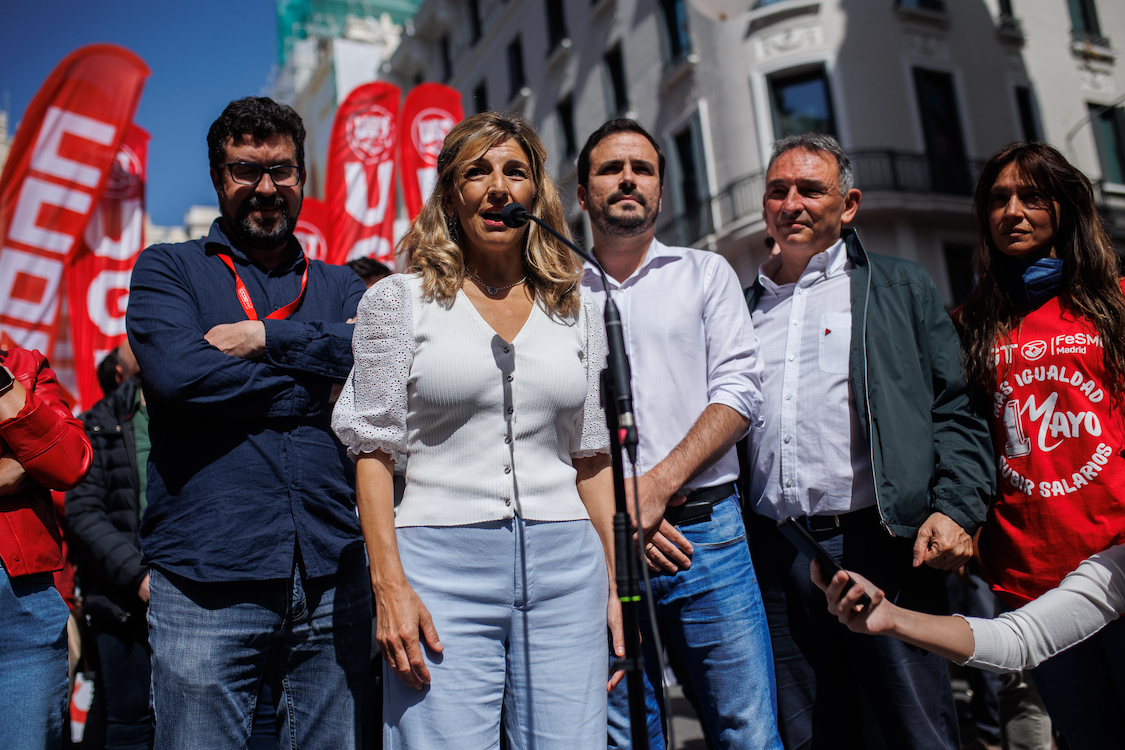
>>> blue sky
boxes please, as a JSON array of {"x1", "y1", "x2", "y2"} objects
[{"x1": 0, "y1": 1, "x2": 278, "y2": 226}]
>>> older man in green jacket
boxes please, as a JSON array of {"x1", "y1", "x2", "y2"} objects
[{"x1": 742, "y1": 133, "x2": 994, "y2": 750}]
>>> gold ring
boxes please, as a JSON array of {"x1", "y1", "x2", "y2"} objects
[{"x1": 645, "y1": 543, "x2": 655, "y2": 552}]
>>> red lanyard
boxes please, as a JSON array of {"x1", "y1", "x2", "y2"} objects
[{"x1": 218, "y1": 254, "x2": 308, "y2": 321}]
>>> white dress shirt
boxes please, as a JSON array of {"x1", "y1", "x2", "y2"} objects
[
  {"x1": 748, "y1": 238, "x2": 876, "y2": 520},
  {"x1": 581, "y1": 239, "x2": 763, "y2": 490}
]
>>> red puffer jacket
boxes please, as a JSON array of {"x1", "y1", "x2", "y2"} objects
[{"x1": 0, "y1": 348, "x2": 92, "y2": 577}]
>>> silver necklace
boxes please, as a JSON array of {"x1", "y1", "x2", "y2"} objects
[{"x1": 468, "y1": 270, "x2": 526, "y2": 296}]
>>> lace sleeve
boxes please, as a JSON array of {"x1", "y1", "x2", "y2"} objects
[
  {"x1": 331, "y1": 274, "x2": 413, "y2": 463},
  {"x1": 572, "y1": 296, "x2": 610, "y2": 458}
]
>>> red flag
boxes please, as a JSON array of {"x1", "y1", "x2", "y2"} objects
[
  {"x1": 324, "y1": 82, "x2": 400, "y2": 267},
  {"x1": 294, "y1": 196, "x2": 330, "y2": 262},
  {"x1": 64, "y1": 125, "x2": 148, "y2": 410},
  {"x1": 0, "y1": 44, "x2": 149, "y2": 357},
  {"x1": 399, "y1": 84, "x2": 463, "y2": 220}
]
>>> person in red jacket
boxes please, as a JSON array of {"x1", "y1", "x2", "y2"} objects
[{"x1": 0, "y1": 346, "x2": 93, "y2": 750}]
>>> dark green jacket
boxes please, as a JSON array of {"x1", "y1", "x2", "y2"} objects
[{"x1": 745, "y1": 228, "x2": 993, "y2": 538}]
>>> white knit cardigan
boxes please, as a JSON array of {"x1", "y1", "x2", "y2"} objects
[{"x1": 333, "y1": 273, "x2": 609, "y2": 527}]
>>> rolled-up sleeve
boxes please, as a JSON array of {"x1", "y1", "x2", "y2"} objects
[
  {"x1": 703, "y1": 256, "x2": 764, "y2": 433},
  {"x1": 332, "y1": 274, "x2": 414, "y2": 463}
]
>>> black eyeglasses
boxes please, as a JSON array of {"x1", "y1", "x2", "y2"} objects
[{"x1": 221, "y1": 163, "x2": 303, "y2": 187}]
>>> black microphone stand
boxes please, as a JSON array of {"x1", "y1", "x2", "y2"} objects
[{"x1": 501, "y1": 203, "x2": 650, "y2": 749}]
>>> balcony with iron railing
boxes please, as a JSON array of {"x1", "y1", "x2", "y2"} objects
[{"x1": 656, "y1": 149, "x2": 986, "y2": 247}]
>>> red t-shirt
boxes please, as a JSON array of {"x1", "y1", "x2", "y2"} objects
[{"x1": 979, "y1": 290, "x2": 1125, "y2": 607}]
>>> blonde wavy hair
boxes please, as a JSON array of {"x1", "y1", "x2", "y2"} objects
[{"x1": 398, "y1": 111, "x2": 582, "y2": 318}]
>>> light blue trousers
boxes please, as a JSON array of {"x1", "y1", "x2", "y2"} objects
[{"x1": 386, "y1": 517, "x2": 608, "y2": 749}]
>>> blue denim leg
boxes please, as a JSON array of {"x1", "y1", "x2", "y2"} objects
[
  {"x1": 1029, "y1": 613, "x2": 1125, "y2": 749},
  {"x1": 748, "y1": 512, "x2": 959, "y2": 750},
  {"x1": 0, "y1": 565, "x2": 69, "y2": 750},
  {"x1": 606, "y1": 643, "x2": 664, "y2": 750},
  {"x1": 148, "y1": 556, "x2": 370, "y2": 750},
  {"x1": 609, "y1": 494, "x2": 782, "y2": 750}
]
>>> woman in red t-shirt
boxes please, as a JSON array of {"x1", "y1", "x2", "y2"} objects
[{"x1": 958, "y1": 141, "x2": 1125, "y2": 748}]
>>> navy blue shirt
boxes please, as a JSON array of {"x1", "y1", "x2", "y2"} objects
[{"x1": 126, "y1": 221, "x2": 367, "y2": 582}]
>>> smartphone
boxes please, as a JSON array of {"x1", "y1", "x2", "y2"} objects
[{"x1": 777, "y1": 517, "x2": 872, "y2": 608}]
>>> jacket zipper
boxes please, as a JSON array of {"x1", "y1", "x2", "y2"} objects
[{"x1": 856, "y1": 234, "x2": 894, "y2": 537}]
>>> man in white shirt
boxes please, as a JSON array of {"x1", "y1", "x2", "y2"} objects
[
  {"x1": 578, "y1": 119, "x2": 782, "y2": 750},
  {"x1": 743, "y1": 133, "x2": 993, "y2": 749}
]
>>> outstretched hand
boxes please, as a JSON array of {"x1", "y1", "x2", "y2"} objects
[{"x1": 812, "y1": 560, "x2": 896, "y2": 636}]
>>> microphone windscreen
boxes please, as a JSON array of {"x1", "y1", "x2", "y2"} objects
[{"x1": 500, "y1": 203, "x2": 530, "y2": 228}]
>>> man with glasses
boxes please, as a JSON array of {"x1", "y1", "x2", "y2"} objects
[{"x1": 126, "y1": 97, "x2": 370, "y2": 749}]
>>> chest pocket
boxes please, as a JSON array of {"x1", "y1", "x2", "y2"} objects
[{"x1": 819, "y1": 312, "x2": 851, "y2": 374}]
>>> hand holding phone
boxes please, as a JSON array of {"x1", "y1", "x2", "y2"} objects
[{"x1": 778, "y1": 518, "x2": 872, "y2": 609}]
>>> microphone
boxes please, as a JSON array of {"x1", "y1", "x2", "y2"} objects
[
  {"x1": 500, "y1": 202, "x2": 531, "y2": 228},
  {"x1": 499, "y1": 203, "x2": 639, "y2": 462}
]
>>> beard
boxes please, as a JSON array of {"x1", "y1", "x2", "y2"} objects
[
  {"x1": 221, "y1": 192, "x2": 299, "y2": 252},
  {"x1": 588, "y1": 190, "x2": 658, "y2": 238}
]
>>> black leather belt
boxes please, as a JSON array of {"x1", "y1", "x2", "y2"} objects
[
  {"x1": 795, "y1": 505, "x2": 879, "y2": 534},
  {"x1": 663, "y1": 481, "x2": 736, "y2": 527}
]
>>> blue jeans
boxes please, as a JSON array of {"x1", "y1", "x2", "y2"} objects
[
  {"x1": 387, "y1": 518, "x2": 608, "y2": 749},
  {"x1": 748, "y1": 511, "x2": 959, "y2": 750},
  {"x1": 0, "y1": 564, "x2": 69, "y2": 750},
  {"x1": 608, "y1": 493, "x2": 783, "y2": 750},
  {"x1": 1029, "y1": 612, "x2": 1125, "y2": 749},
  {"x1": 147, "y1": 552, "x2": 371, "y2": 750}
]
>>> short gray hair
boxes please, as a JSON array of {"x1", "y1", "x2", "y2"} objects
[{"x1": 768, "y1": 133, "x2": 853, "y2": 195}]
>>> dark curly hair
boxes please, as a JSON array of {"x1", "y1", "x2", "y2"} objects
[{"x1": 206, "y1": 97, "x2": 306, "y2": 171}]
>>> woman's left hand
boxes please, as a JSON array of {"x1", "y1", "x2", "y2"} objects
[{"x1": 607, "y1": 591, "x2": 625, "y2": 691}]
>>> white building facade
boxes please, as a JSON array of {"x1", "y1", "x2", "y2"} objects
[{"x1": 382, "y1": 0, "x2": 1125, "y2": 304}]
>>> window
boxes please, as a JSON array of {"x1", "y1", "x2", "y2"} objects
[
  {"x1": 440, "y1": 35, "x2": 453, "y2": 83},
  {"x1": 942, "y1": 242, "x2": 975, "y2": 308},
  {"x1": 1090, "y1": 104, "x2": 1125, "y2": 185},
  {"x1": 665, "y1": 119, "x2": 710, "y2": 244},
  {"x1": 768, "y1": 66, "x2": 837, "y2": 138},
  {"x1": 674, "y1": 128, "x2": 703, "y2": 212},
  {"x1": 508, "y1": 37, "x2": 526, "y2": 101},
  {"x1": 546, "y1": 0, "x2": 568, "y2": 52},
  {"x1": 556, "y1": 95, "x2": 577, "y2": 159},
  {"x1": 898, "y1": 0, "x2": 945, "y2": 10},
  {"x1": 658, "y1": 0, "x2": 691, "y2": 66},
  {"x1": 1068, "y1": 0, "x2": 1108, "y2": 46},
  {"x1": 603, "y1": 44, "x2": 628, "y2": 118},
  {"x1": 474, "y1": 81, "x2": 489, "y2": 114},
  {"x1": 913, "y1": 67, "x2": 971, "y2": 194},
  {"x1": 469, "y1": 0, "x2": 483, "y2": 43},
  {"x1": 1015, "y1": 86, "x2": 1041, "y2": 142}
]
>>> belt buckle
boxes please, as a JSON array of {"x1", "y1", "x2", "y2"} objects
[{"x1": 804, "y1": 514, "x2": 841, "y2": 533}]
